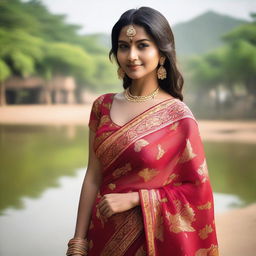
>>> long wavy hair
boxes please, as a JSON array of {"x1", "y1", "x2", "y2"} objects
[{"x1": 109, "y1": 6, "x2": 184, "y2": 101}]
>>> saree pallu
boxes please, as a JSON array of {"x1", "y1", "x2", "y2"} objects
[{"x1": 86, "y1": 93, "x2": 219, "y2": 256}]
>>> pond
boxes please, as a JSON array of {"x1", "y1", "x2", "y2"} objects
[{"x1": 0, "y1": 125, "x2": 255, "y2": 256}]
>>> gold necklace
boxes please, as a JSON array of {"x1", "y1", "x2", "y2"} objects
[{"x1": 124, "y1": 86, "x2": 160, "y2": 102}]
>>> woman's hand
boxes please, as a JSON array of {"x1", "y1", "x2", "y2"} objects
[{"x1": 97, "y1": 192, "x2": 140, "y2": 218}]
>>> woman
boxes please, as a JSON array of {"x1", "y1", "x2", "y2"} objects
[{"x1": 66, "y1": 6, "x2": 219, "y2": 256}]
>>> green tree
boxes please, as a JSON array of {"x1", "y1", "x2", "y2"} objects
[
  {"x1": 0, "y1": 28, "x2": 43, "y2": 104},
  {"x1": 186, "y1": 12, "x2": 256, "y2": 116},
  {"x1": 0, "y1": 0, "x2": 115, "y2": 104},
  {"x1": 91, "y1": 55, "x2": 119, "y2": 91},
  {"x1": 0, "y1": 59, "x2": 11, "y2": 105},
  {"x1": 41, "y1": 42, "x2": 96, "y2": 84},
  {"x1": 186, "y1": 48, "x2": 226, "y2": 107},
  {"x1": 222, "y1": 13, "x2": 256, "y2": 107}
]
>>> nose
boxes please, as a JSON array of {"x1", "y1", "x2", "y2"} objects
[{"x1": 127, "y1": 45, "x2": 138, "y2": 62}]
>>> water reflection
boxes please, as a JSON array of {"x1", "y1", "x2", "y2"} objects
[
  {"x1": 0, "y1": 168, "x2": 248, "y2": 256},
  {"x1": 0, "y1": 124, "x2": 255, "y2": 255},
  {"x1": 0, "y1": 168, "x2": 86, "y2": 256},
  {"x1": 0, "y1": 124, "x2": 255, "y2": 215},
  {"x1": 0, "y1": 125, "x2": 88, "y2": 214},
  {"x1": 204, "y1": 141, "x2": 256, "y2": 204}
]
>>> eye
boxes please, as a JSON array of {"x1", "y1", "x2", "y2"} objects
[
  {"x1": 118, "y1": 44, "x2": 129, "y2": 50},
  {"x1": 138, "y1": 43, "x2": 149, "y2": 49}
]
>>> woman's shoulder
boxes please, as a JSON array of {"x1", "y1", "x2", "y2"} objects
[
  {"x1": 93, "y1": 92, "x2": 116, "y2": 104},
  {"x1": 90, "y1": 93, "x2": 116, "y2": 117},
  {"x1": 170, "y1": 99, "x2": 198, "y2": 127}
]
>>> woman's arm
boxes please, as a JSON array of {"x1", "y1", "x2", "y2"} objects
[{"x1": 73, "y1": 129, "x2": 102, "y2": 239}]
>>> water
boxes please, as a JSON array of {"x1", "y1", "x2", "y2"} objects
[{"x1": 0, "y1": 125, "x2": 255, "y2": 255}]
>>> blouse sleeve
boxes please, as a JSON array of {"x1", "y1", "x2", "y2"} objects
[{"x1": 88, "y1": 97, "x2": 102, "y2": 132}]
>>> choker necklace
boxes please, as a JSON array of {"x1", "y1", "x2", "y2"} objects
[{"x1": 124, "y1": 86, "x2": 160, "y2": 102}]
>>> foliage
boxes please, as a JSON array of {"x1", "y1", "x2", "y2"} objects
[
  {"x1": 0, "y1": 28, "x2": 44, "y2": 61},
  {"x1": 0, "y1": 59, "x2": 11, "y2": 81},
  {"x1": 41, "y1": 42, "x2": 95, "y2": 83},
  {"x1": 90, "y1": 55, "x2": 119, "y2": 88},
  {"x1": 0, "y1": 0, "x2": 117, "y2": 91},
  {"x1": 185, "y1": 13, "x2": 256, "y2": 104}
]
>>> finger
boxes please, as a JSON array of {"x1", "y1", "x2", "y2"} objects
[
  {"x1": 101, "y1": 205, "x2": 111, "y2": 217},
  {"x1": 98, "y1": 196, "x2": 108, "y2": 208},
  {"x1": 98, "y1": 202, "x2": 109, "y2": 213},
  {"x1": 105, "y1": 209, "x2": 113, "y2": 218}
]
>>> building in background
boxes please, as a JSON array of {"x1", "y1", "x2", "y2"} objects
[{"x1": 4, "y1": 76, "x2": 76, "y2": 104}]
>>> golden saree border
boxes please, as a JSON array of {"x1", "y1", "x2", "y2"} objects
[
  {"x1": 139, "y1": 189, "x2": 156, "y2": 256},
  {"x1": 100, "y1": 206, "x2": 144, "y2": 256},
  {"x1": 96, "y1": 99, "x2": 197, "y2": 170}
]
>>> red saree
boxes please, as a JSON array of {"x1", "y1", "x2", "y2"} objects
[{"x1": 86, "y1": 93, "x2": 219, "y2": 256}]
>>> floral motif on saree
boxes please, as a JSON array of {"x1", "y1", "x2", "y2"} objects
[
  {"x1": 195, "y1": 244, "x2": 219, "y2": 256},
  {"x1": 87, "y1": 93, "x2": 219, "y2": 256},
  {"x1": 138, "y1": 168, "x2": 159, "y2": 182},
  {"x1": 178, "y1": 138, "x2": 197, "y2": 163},
  {"x1": 197, "y1": 201, "x2": 212, "y2": 210},
  {"x1": 165, "y1": 199, "x2": 196, "y2": 233},
  {"x1": 112, "y1": 163, "x2": 132, "y2": 178},
  {"x1": 134, "y1": 139, "x2": 149, "y2": 152}
]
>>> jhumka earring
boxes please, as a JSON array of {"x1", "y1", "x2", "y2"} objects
[
  {"x1": 157, "y1": 57, "x2": 167, "y2": 80},
  {"x1": 126, "y1": 25, "x2": 136, "y2": 42},
  {"x1": 117, "y1": 67, "x2": 125, "y2": 79}
]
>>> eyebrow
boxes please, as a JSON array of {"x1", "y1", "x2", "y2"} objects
[{"x1": 118, "y1": 39, "x2": 152, "y2": 44}]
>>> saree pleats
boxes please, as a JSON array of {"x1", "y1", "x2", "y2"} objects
[{"x1": 87, "y1": 93, "x2": 219, "y2": 256}]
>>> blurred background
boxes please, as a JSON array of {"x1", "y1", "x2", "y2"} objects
[{"x1": 0, "y1": 0, "x2": 255, "y2": 255}]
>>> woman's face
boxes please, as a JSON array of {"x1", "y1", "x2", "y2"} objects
[{"x1": 117, "y1": 24, "x2": 161, "y2": 80}]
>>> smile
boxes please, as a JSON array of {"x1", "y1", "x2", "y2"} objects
[{"x1": 127, "y1": 64, "x2": 142, "y2": 70}]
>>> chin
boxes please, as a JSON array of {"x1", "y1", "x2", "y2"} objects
[
  {"x1": 128, "y1": 76, "x2": 142, "y2": 80},
  {"x1": 126, "y1": 73, "x2": 146, "y2": 80}
]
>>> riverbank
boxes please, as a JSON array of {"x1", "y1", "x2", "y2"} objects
[
  {"x1": 0, "y1": 104, "x2": 256, "y2": 143},
  {"x1": 0, "y1": 104, "x2": 91, "y2": 125},
  {"x1": 216, "y1": 203, "x2": 256, "y2": 256}
]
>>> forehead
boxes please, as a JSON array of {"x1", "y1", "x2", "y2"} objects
[{"x1": 118, "y1": 24, "x2": 151, "y2": 41}]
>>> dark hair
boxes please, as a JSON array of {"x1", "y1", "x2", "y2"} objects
[{"x1": 109, "y1": 6, "x2": 184, "y2": 101}]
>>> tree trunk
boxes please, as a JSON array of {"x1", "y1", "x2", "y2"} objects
[
  {"x1": 245, "y1": 79, "x2": 256, "y2": 111},
  {"x1": 0, "y1": 81, "x2": 6, "y2": 106},
  {"x1": 44, "y1": 81, "x2": 52, "y2": 105},
  {"x1": 215, "y1": 85, "x2": 221, "y2": 117}
]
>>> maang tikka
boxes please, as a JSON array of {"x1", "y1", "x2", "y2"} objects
[
  {"x1": 157, "y1": 57, "x2": 167, "y2": 80},
  {"x1": 126, "y1": 25, "x2": 136, "y2": 42}
]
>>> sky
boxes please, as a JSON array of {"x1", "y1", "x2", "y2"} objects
[{"x1": 41, "y1": 0, "x2": 256, "y2": 34}]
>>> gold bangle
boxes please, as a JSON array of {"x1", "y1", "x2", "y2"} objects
[{"x1": 66, "y1": 237, "x2": 88, "y2": 256}]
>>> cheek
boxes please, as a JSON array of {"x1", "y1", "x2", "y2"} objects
[
  {"x1": 143, "y1": 49, "x2": 160, "y2": 65},
  {"x1": 117, "y1": 51, "x2": 125, "y2": 64}
]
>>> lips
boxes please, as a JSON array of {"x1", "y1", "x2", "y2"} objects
[{"x1": 127, "y1": 64, "x2": 142, "y2": 70}]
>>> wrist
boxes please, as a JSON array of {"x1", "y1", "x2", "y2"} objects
[
  {"x1": 73, "y1": 236, "x2": 86, "y2": 240},
  {"x1": 130, "y1": 192, "x2": 140, "y2": 207},
  {"x1": 66, "y1": 237, "x2": 88, "y2": 256}
]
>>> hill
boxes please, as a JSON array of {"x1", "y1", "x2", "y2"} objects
[
  {"x1": 88, "y1": 10, "x2": 248, "y2": 57},
  {"x1": 172, "y1": 10, "x2": 248, "y2": 56}
]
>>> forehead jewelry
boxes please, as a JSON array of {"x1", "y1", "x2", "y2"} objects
[{"x1": 126, "y1": 25, "x2": 136, "y2": 42}]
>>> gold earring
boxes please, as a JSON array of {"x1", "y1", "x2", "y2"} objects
[
  {"x1": 157, "y1": 57, "x2": 167, "y2": 80},
  {"x1": 117, "y1": 67, "x2": 125, "y2": 79}
]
